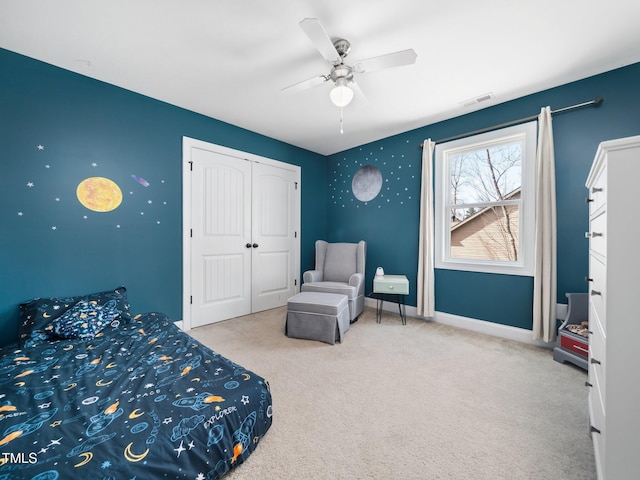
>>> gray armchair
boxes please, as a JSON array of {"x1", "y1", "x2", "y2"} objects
[{"x1": 301, "y1": 240, "x2": 366, "y2": 322}]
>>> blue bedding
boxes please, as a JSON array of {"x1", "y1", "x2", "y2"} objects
[{"x1": 0, "y1": 312, "x2": 272, "y2": 479}]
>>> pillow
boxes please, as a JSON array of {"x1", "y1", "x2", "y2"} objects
[
  {"x1": 18, "y1": 296, "x2": 79, "y2": 346},
  {"x1": 47, "y1": 298, "x2": 120, "y2": 339},
  {"x1": 18, "y1": 286, "x2": 131, "y2": 346},
  {"x1": 84, "y1": 286, "x2": 132, "y2": 324}
]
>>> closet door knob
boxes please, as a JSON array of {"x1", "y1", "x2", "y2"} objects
[
  {"x1": 252, "y1": 243, "x2": 259, "y2": 248},
  {"x1": 246, "y1": 243, "x2": 252, "y2": 248}
]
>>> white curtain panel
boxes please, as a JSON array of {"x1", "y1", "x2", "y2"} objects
[
  {"x1": 532, "y1": 107, "x2": 557, "y2": 342},
  {"x1": 417, "y1": 139, "x2": 435, "y2": 318}
]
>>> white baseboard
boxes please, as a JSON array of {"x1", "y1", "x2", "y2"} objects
[
  {"x1": 174, "y1": 320, "x2": 185, "y2": 331},
  {"x1": 364, "y1": 297, "x2": 554, "y2": 348},
  {"x1": 431, "y1": 311, "x2": 552, "y2": 348}
]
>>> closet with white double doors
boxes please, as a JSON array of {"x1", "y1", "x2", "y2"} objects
[{"x1": 182, "y1": 137, "x2": 301, "y2": 329}]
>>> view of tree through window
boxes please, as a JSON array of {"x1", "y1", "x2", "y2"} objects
[
  {"x1": 447, "y1": 140, "x2": 522, "y2": 262},
  {"x1": 435, "y1": 121, "x2": 535, "y2": 276}
]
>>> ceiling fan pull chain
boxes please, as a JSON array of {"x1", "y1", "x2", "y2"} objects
[{"x1": 340, "y1": 107, "x2": 344, "y2": 134}]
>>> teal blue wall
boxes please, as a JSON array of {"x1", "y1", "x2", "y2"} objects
[
  {"x1": 0, "y1": 48, "x2": 327, "y2": 346},
  {"x1": 328, "y1": 62, "x2": 640, "y2": 330},
  {"x1": 2, "y1": 43, "x2": 639, "y2": 344}
]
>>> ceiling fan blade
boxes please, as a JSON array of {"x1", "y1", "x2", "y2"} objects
[
  {"x1": 353, "y1": 49, "x2": 417, "y2": 74},
  {"x1": 299, "y1": 18, "x2": 341, "y2": 64},
  {"x1": 349, "y1": 80, "x2": 369, "y2": 105},
  {"x1": 281, "y1": 75, "x2": 328, "y2": 94}
]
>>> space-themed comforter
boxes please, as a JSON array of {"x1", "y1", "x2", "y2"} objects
[{"x1": 0, "y1": 312, "x2": 273, "y2": 480}]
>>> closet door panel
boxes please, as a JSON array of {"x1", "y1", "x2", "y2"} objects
[
  {"x1": 190, "y1": 148, "x2": 252, "y2": 327},
  {"x1": 251, "y1": 163, "x2": 298, "y2": 312}
]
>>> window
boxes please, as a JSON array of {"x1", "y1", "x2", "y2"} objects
[{"x1": 434, "y1": 121, "x2": 536, "y2": 276}]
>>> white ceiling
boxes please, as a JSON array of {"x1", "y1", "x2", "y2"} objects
[{"x1": 1, "y1": 0, "x2": 639, "y2": 155}]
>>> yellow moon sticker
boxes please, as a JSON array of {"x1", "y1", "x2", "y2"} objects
[
  {"x1": 74, "y1": 451, "x2": 93, "y2": 467},
  {"x1": 124, "y1": 442, "x2": 150, "y2": 462},
  {"x1": 76, "y1": 177, "x2": 122, "y2": 212}
]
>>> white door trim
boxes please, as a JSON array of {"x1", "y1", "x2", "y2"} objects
[{"x1": 182, "y1": 136, "x2": 301, "y2": 331}]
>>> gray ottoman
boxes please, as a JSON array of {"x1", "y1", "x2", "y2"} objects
[{"x1": 286, "y1": 292, "x2": 350, "y2": 344}]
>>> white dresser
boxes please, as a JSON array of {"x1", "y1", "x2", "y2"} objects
[{"x1": 586, "y1": 135, "x2": 640, "y2": 480}]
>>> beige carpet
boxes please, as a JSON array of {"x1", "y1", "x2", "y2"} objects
[{"x1": 189, "y1": 306, "x2": 596, "y2": 480}]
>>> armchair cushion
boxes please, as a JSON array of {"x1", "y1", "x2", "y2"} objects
[
  {"x1": 323, "y1": 243, "x2": 358, "y2": 283},
  {"x1": 301, "y1": 282, "x2": 357, "y2": 300}
]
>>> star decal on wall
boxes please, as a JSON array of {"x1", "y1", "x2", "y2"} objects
[{"x1": 17, "y1": 139, "x2": 171, "y2": 232}]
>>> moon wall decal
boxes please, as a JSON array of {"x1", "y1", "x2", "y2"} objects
[
  {"x1": 351, "y1": 165, "x2": 383, "y2": 202},
  {"x1": 76, "y1": 177, "x2": 123, "y2": 212}
]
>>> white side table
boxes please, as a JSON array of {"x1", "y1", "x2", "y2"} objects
[{"x1": 372, "y1": 275, "x2": 409, "y2": 324}]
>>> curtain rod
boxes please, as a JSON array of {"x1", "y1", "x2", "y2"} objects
[{"x1": 420, "y1": 96, "x2": 603, "y2": 147}]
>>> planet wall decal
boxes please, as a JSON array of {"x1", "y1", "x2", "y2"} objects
[
  {"x1": 351, "y1": 165, "x2": 383, "y2": 202},
  {"x1": 76, "y1": 177, "x2": 123, "y2": 212}
]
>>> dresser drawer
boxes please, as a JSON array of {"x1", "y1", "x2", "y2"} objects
[
  {"x1": 589, "y1": 324, "x2": 606, "y2": 409},
  {"x1": 589, "y1": 363, "x2": 606, "y2": 421},
  {"x1": 373, "y1": 275, "x2": 409, "y2": 295},
  {"x1": 589, "y1": 372, "x2": 605, "y2": 433},
  {"x1": 588, "y1": 211, "x2": 606, "y2": 258},
  {"x1": 587, "y1": 164, "x2": 607, "y2": 217},
  {"x1": 588, "y1": 387, "x2": 605, "y2": 479},
  {"x1": 588, "y1": 255, "x2": 606, "y2": 333}
]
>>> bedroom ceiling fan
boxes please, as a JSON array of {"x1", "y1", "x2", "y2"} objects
[{"x1": 283, "y1": 18, "x2": 418, "y2": 109}]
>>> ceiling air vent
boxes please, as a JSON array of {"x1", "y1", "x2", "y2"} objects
[{"x1": 460, "y1": 92, "x2": 494, "y2": 108}]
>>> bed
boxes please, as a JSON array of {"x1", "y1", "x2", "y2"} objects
[{"x1": 0, "y1": 286, "x2": 272, "y2": 480}]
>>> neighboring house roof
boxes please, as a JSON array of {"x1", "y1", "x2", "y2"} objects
[{"x1": 451, "y1": 187, "x2": 521, "y2": 232}]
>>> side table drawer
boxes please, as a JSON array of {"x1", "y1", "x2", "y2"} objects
[{"x1": 373, "y1": 275, "x2": 409, "y2": 295}]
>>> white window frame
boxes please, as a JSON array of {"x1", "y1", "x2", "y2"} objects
[{"x1": 434, "y1": 121, "x2": 537, "y2": 276}]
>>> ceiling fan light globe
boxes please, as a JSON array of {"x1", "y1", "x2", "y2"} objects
[{"x1": 330, "y1": 83, "x2": 354, "y2": 107}]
